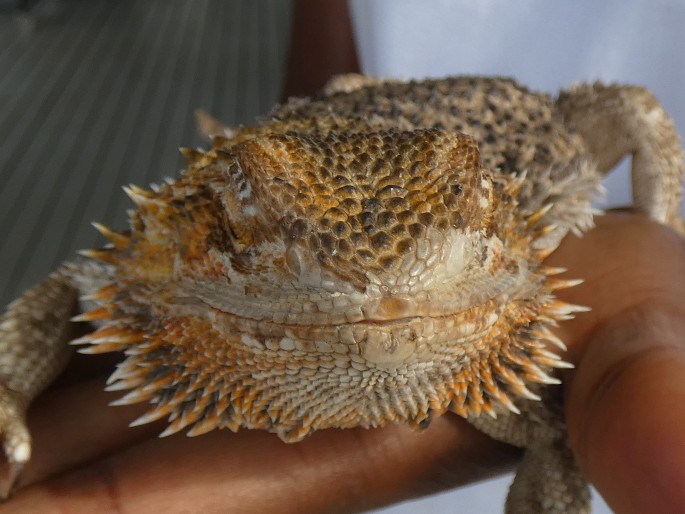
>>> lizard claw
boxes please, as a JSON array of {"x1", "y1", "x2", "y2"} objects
[
  {"x1": 0, "y1": 384, "x2": 30, "y2": 499},
  {"x1": 0, "y1": 461, "x2": 24, "y2": 500}
]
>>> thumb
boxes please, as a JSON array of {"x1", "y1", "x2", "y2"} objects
[
  {"x1": 565, "y1": 303, "x2": 685, "y2": 514},
  {"x1": 546, "y1": 214, "x2": 685, "y2": 514}
]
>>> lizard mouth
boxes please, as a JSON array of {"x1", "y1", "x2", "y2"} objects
[
  {"x1": 205, "y1": 295, "x2": 507, "y2": 368},
  {"x1": 188, "y1": 250, "x2": 535, "y2": 327}
]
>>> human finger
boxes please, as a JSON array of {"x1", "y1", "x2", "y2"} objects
[
  {"x1": 10, "y1": 412, "x2": 520, "y2": 513},
  {"x1": 549, "y1": 213, "x2": 685, "y2": 513}
]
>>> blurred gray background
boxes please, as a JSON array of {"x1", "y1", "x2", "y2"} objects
[{"x1": 0, "y1": 0, "x2": 292, "y2": 305}]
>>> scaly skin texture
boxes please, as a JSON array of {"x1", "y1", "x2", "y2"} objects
[{"x1": 0, "y1": 75, "x2": 683, "y2": 512}]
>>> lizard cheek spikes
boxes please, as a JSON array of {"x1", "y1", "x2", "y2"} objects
[
  {"x1": 70, "y1": 326, "x2": 145, "y2": 354},
  {"x1": 541, "y1": 300, "x2": 591, "y2": 320},
  {"x1": 546, "y1": 278, "x2": 584, "y2": 291},
  {"x1": 77, "y1": 248, "x2": 118, "y2": 265},
  {"x1": 127, "y1": 402, "x2": 178, "y2": 427},
  {"x1": 122, "y1": 184, "x2": 155, "y2": 207},
  {"x1": 179, "y1": 146, "x2": 207, "y2": 166},
  {"x1": 91, "y1": 222, "x2": 131, "y2": 249},
  {"x1": 185, "y1": 412, "x2": 223, "y2": 437},
  {"x1": 543, "y1": 266, "x2": 568, "y2": 276},
  {"x1": 530, "y1": 326, "x2": 567, "y2": 351},
  {"x1": 80, "y1": 283, "x2": 118, "y2": 302},
  {"x1": 122, "y1": 184, "x2": 172, "y2": 226},
  {"x1": 534, "y1": 349, "x2": 575, "y2": 370},
  {"x1": 535, "y1": 245, "x2": 557, "y2": 261},
  {"x1": 110, "y1": 387, "x2": 157, "y2": 407},
  {"x1": 447, "y1": 337, "x2": 553, "y2": 420},
  {"x1": 526, "y1": 203, "x2": 554, "y2": 229},
  {"x1": 70, "y1": 306, "x2": 112, "y2": 323}
]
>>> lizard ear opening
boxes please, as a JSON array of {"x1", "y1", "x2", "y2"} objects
[{"x1": 211, "y1": 142, "x2": 286, "y2": 253}]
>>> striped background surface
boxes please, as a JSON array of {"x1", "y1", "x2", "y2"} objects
[{"x1": 0, "y1": 0, "x2": 293, "y2": 304}]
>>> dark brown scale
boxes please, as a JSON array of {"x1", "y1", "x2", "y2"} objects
[
  {"x1": 317, "y1": 251, "x2": 331, "y2": 266},
  {"x1": 356, "y1": 248, "x2": 375, "y2": 262},
  {"x1": 318, "y1": 218, "x2": 332, "y2": 230},
  {"x1": 322, "y1": 207, "x2": 347, "y2": 222},
  {"x1": 310, "y1": 183, "x2": 330, "y2": 197},
  {"x1": 350, "y1": 231, "x2": 366, "y2": 247},
  {"x1": 359, "y1": 211, "x2": 376, "y2": 228},
  {"x1": 331, "y1": 175, "x2": 350, "y2": 188},
  {"x1": 308, "y1": 234, "x2": 320, "y2": 251},
  {"x1": 336, "y1": 238, "x2": 353, "y2": 257},
  {"x1": 379, "y1": 255, "x2": 400, "y2": 270},
  {"x1": 389, "y1": 224, "x2": 407, "y2": 237},
  {"x1": 319, "y1": 233, "x2": 336, "y2": 255},
  {"x1": 386, "y1": 197, "x2": 410, "y2": 212},
  {"x1": 395, "y1": 237, "x2": 415, "y2": 255},
  {"x1": 288, "y1": 219, "x2": 308, "y2": 240},
  {"x1": 407, "y1": 222, "x2": 426, "y2": 238},
  {"x1": 331, "y1": 221, "x2": 351, "y2": 238},
  {"x1": 451, "y1": 212, "x2": 464, "y2": 228},
  {"x1": 295, "y1": 192, "x2": 310, "y2": 208},
  {"x1": 443, "y1": 193, "x2": 460, "y2": 211},
  {"x1": 397, "y1": 209, "x2": 417, "y2": 224},
  {"x1": 356, "y1": 152, "x2": 371, "y2": 165},
  {"x1": 377, "y1": 184, "x2": 406, "y2": 199},
  {"x1": 434, "y1": 218, "x2": 450, "y2": 232},
  {"x1": 418, "y1": 212, "x2": 435, "y2": 226},
  {"x1": 431, "y1": 203, "x2": 448, "y2": 218},
  {"x1": 376, "y1": 211, "x2": 397, "y2": 229},
  {"x1": 347, "y1": 216, "x2": 361, "y2": 232},
  {"x1": 339, "y1": 198, "x2": 361, "y2": 216},
  {"x1": 370, "y1": 231, "x2": 392, "y2": 251}
]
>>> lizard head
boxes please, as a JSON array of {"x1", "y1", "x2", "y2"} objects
[{"x1": 84, "y1": 127, "x2": 576, "y2": 439}]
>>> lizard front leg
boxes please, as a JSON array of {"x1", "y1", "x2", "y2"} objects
[
  {"x1": 0, "y1": 267, "x2": 79, "y2": 496},
  {"x1": 469, "y1": 387, "x2": 590, "y2": 514},
  {"x1": 556, "y1": 83, "x2": 685, "y2": 234}
]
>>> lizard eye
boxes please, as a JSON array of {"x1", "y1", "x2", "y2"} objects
[{"x1": 285, "y1": 244, "x2": 302, "y2": 276}]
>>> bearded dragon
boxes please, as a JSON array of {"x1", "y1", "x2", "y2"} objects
[{"x1": 1, "y1": 75, "x2": 683, "y2": 513}]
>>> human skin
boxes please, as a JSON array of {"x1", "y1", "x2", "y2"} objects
[
  {"x1": 2, "y1": 212, "x2": 684, "y2": 514},
  {"x1": 282, "y1": 0, "x2": 359, "y2": 99}
]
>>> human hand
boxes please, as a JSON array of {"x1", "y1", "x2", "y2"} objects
[
  {"x1": 550, "y1": 212, "x2": 685, "y2": 514},
  {"x1": 3, "y1": 213, "x2": 685, "y2": 513}
]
